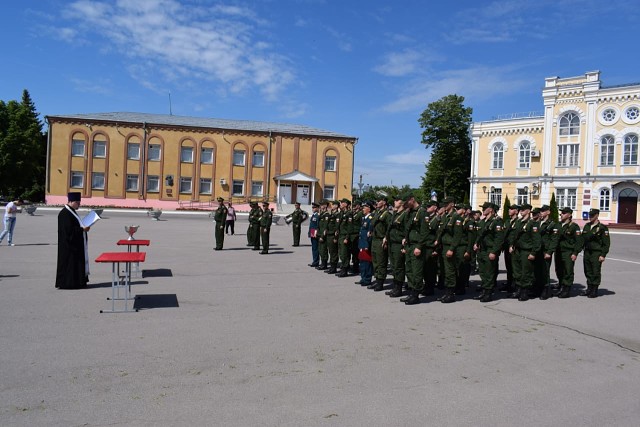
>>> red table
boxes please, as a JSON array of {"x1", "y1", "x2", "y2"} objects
[
  {"x1": 96, "y1": 252, "x2": 146, "y2": 313},
  {"x1": 117, "y1": 239, "x2": 150, "y2": 277}
]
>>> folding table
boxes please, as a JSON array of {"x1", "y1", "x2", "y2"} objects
[{"x1": 95, "y1": 252, "x2": 146, "y2": 313}]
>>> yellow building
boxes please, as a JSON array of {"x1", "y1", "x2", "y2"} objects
[
  {"x1": 470, "y1": 71, "x2": 640, "y2": 225},
  {"x1": 45, "y1": 112, "x2": 357, "y2": 211}
]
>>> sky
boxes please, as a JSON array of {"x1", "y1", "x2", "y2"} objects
[{"x1": 2, "y1": 0, "x2": 640, "y2": 188}]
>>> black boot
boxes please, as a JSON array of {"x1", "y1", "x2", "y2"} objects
[
  {"x1": 404, "y1": 290, "x2": 420, "y2": 305},
  {"x1": 511, "y1": 287, "x2": 522, "y2": 299},
  {"x1": 557, "y1": 286, "x2": 571, "y2": 299},
  {"x1": 440, "y1": 289, "x2": 456, "y2": 304},
  {"x1": 366, "y1": 282, "x2": 376, "y2": 289},
  {"x1": 421, "y1": 285, "x2": 434, "y2": 296},
  {"x1": 539, "y1": 287, "x2": 551, "y2": 300},
  {"x1": 400, "y1": 289, "x2": 414, "y2": 302},
  {"x1": 316, "y1": 262, "x2": 327, "y2": 270},
  {"x1": 479, "y1": 289, "x2": 493, "y2": 303},
  {"x1": 580, "y1": 285, "x2": 594, "y2": 297},
  {"x1": 372, "y1": 279, "x2": 384, "y2": 292},
  {"x1": 518, "y1": 288, "x2": 529, "y2": 301},
  {"x1": 588, "y1": 286, "x2": 599, "y2": 298},
  {"x1": 336, "y1": 268, "x2": 348, "y2": 278},
  {"x1": 387, "y1": 281, "x2": 404, "y2": 297},
  {"x1": 326, "y1": 264, "x2": 337, "y2": 274}
]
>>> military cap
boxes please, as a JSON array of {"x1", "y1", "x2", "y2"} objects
[
  {"x1": 311, "y1": 202, "x2": 319, "y2": 208},
  {"x1": 262, "y1": 200, "x2": 270, "y2": 205},
  {"x1": 492, "y1": 203, "x2": 500, "y2": 212},
  {"x1": 509, "y1": 204, "x2": 520, "y2": 210},
  {"x1": 340, "y1": 198, "x2": 351, "y2": 204},
  {"x1": 588, "y1": 208, "x2": 600, "y2": 216},
  {"x1": 393, "y1": 194, "x2": 404, "y2": 201},
  {"x1": 455, "y1": 203, "x2": 466, "y2": 210},
  {"x1": 532, "y1": 207, "x2": 541, "y2": 215},
  {"x1": 320, "y1": 199, "x2": 329, "y2": 205},
  {"x1": 520, "y1": 203, "x2": 532, "y2": 210},
  {"x1": 463, "y1": 203, "x2": 472, "y2": 210},
  {"x1": 363, "y1": 201, "x2": 375, "y2": 210},
  {"x1": 330, "y1": 200, "x2": 340, "y2": 205},
  {"x1": 442, "y1": 196, "x2": 455, "y2": 205},
  {"x1": 217, "y1": 196, "x2": 224, "y2": 202},
  {"x1": 540, "y1": 204, "x2": 551, "y2": 212},
  {"x1": 560, "y1": 207, "x2": 573, "y2": 214},
  {"x1": 480, "y1": 201, "x2": 494, "y2": 210},
  {"x1": 424, "y1": 200, "x2": 439, "y2": 208},
  {"x1": 472, "y1": 210, "x2": 482, "y2": 215},
  {"x1": 294, "y1": 202, "x2": 301, "y2": 206},
  {"x1": 402, "y1": 193, "x2": 415, "y2": 202},
  {"x1": 352, "y1": 199, "x2": 362, "y2": 206}
]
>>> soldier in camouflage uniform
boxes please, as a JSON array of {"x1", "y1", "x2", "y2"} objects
[
  {"x1": 456, "y1": 203, "x2": 477, "y2": 295},
  {"x1": 581, "y1": 208, "x2": 610, "y2": 298},
  {"x1": 500, "y1": 204, "x2": 520, "y2": 292},
  {"x1": 336, "y1": 199, "x2": 353, "y2": 277},
  {"x1": 510, "y1": 203, "x2": 541, "y2": 301},
  {"x1": 259, "y1": 201, "x2": 273, "y2": 254},
  {"x1": 421, "y1": 200, "x2": 440, "y2": 296},
  {"x1": 473, "y1": 202, "x2": 504, "y2": 302},
  {"x1": 536, "y1": 205, "x2": 559, "y2": 300},
  {"x1": 251, "y1": 203, "x2": 263, "y2": 251},
  {"x1": 435, "y1": 197, "x2": 464, "y2": 303},
  {"x1": 368, "y1": 197, "x2": 391, "y2": 291},
  {"x1": 213, "y1": 197, "x2": 228, "y2": 250},
  {"x1": 290, "y1": 202, "x2": 309, "y2": 247},
  {"x1": 555, "y1": 207, "x2": 583, "y2": 298},
  {"x1": 401, "y1": 195, "x2": 426, "y2": 305},
  {"x1": 385, "y1": 196, "x2": 408, "y2": 298},
  {"x1": 316, "y1": 200, "x2": 330, "y2": 270}
]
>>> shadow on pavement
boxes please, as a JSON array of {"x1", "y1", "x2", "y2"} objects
[{"x1": 134, "y1": 294, "x2": 179, "y2": 310}]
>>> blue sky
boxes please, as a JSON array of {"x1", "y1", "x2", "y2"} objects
[{"x1": 2, "y1": 0, "x2": 639, "y2": 187}]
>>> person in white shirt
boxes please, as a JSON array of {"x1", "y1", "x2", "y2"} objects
[
  {"x1": 0, "y1": 198, "x2": 23, "y2": 246},
  {"x1": 225, "y1": 202, "x2": 237, "y2": 235}
]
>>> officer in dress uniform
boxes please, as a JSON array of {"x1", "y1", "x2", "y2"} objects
[
  {"x1": 357, "y1": 201, "x2": 374, "y2": 287},
  {"x1": 369, "y1": 197, "x2": 391, "y2": 292},
  {"x1": 316, "y1": 200, "x2": 330, "y2": 270},
  {"x1": 213, "y1": 197, "x2": 228, "y2": 250},
  {"x1": 473, "y1": 202, "x2": 504, "y2": 302},
  {"x1": 385, "y1": 195, "x2": 408, "y2": 298},
  {"x1": 510, "y1": 203, "x2": 541, "y2": 301},
  {"x1": 259, "y1": 201, "x2": 273, "y2": 254},
  {"x1": 291, "y1": 202, "x2": 309, "y2": 247},
  {"x1": 555, "y1": 207, "x2": 583, "y2": 298},
  {"x1": 308, "y1": 202, "x2": 320, "y2": 266},
  {"x1": 350, "y1": 200, "x2": 363, "y2": 276},
  {"x1": 536, "y1": 205, "x2": 559, "y2": 300},
  {"x1": 581, "y1": 208, "x2": 610, "y2": 298}
]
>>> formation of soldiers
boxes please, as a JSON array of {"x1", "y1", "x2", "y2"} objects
[{"x1": 306, "y1": 195, "x2": 610, "y2": 305}]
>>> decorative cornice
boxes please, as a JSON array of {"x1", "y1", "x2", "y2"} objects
[{"x1": 481, "y1": 126, "x2": 544, "y2": 137}]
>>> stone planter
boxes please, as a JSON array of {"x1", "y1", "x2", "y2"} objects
[
  {"x1": 148, "y1": 210, "x2": 162, "y2": 220},
  {"x1": 24, "y1": 206, "x2": 37, "y2": 216}
]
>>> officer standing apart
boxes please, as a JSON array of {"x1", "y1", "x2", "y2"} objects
[
  {"x1": 473, "y1": 202, "x2": 504, "y2": 302},
  {"x1": 555, "y1": 207, "x2": 583, "y2": 298},
  {"x1": 259, "y1": 201, "x2": 273, "y2": 254},
  {"x1": 581, "y1": 208, "x2": 610, "y2": 298},
  {"x1": 213, "y1": 197, "x2": 228, "y2": 250},
  {"x1": 536, "y1": 205, "x2": 559, "y2": 300},
  {"x1": 291, "y1": 202, "x2": 309, "y2": 246},
  {"x1": 308, "y1": 202, "x2": 320, "y2": 267}
]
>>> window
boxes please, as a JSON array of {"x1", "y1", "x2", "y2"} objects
[
  {"x1": 599, "y1": 188, "x2": 611, "y2": 212},
  {"x1": 199, "y1": 178, "x2": 212, "y2": 194},
  {"x1": 71, "y1": 139, "x2": 85, "y2": 157},
  {"x1": 91, "y1": 172, "x2": 104, "y2": 189},
  {"x1": 201, "y1": 147, "x2": 213, "y2": 164},
  {"x1": 233, "y1": 150, "x2": 245, "y2": 166},
  {"x1": 252, "y1": 151, "x2": 265, "y2": 167},
  {"x1": 559, "y1": 112, "x2": 580, "y2": 136},
  {"x1": 179, "y1": 177, "x2": 192, "y2": 194},
  {"x1": 325, "y1": 155, "x2": 336, "y2": 171},
  {"x1": 556, "y1": 188, "x2": 577, "y2": 210},
  {"x1": 516, "y1": 188, "x2": 528, "y2": 206},
  {"x1": 251, "y1": 181, "x2": 263, "y2": 197},
  {"x1": 323, "y1": 185, "x2": 335, "y2": 200},
  {"x1": 557, "y1": 144, "x2": 579, "y2": 167},
  {"x1": 70, "y1": 171, "x2": 84, "y2": 188},
  {"x1": 519, "y1": 141, "x2": 531, "y2": 168},
  {"x1": 126, "y1": 174, "x2": 138, "y2": 192},
  {"x1": 232, "y1": 180, "x2": 244, "y2": 196},
  {"x1": 127, "y1": 143, "x2": 140, "y2": 160},
  {"x1": 492, "y1": 143, "x2": 504, "y2": 169},
  {"x1": 148, "y1": 144, "x2": 161, "y2": 161},
  {"x1": 147, "y1": 175, "x2": 159, "y2": 192},
  {"x1": 601, "y1": 108, "x2": 617, "y2": 123},
  {"x1": 625, "y1": 106, "x2": 640, "y2": 123},
  {"x1": 490, "y1": 188, "x2": 502, "y2": 208},
  {"x1": 93, "y1": 140, "x2": 106, "y2": 158},
  {"x1": 600, "y1": 136, "x2": 615, "y2": 166},
  {"x1": 623, "y1": 134, "x2": 638, "y2": 165},
  {"x1": 180, "y1": 146, "x2": 193, "y2": 163}
]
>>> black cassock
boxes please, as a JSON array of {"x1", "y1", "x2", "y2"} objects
[{"x1": 55, "y1": 206, "x2": 88, "y2": 289}]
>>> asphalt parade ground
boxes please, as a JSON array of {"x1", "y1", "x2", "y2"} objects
[{"x1": 1, "y1": 208, "x2": 640, "y2": 427}]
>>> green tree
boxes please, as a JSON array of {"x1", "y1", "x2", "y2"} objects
[
  {"x1": 0, "y1": 90, "x2": 46, "y2": 201},
  {"x1": 502, "y1": 195, "x2": 511, "y2": 220},
  {"x1": 549, "y1": 192, "x2": 559, "y2": 223},
  {"x1": 418, "y1": 94, "x2": 472, "y2": 203}
]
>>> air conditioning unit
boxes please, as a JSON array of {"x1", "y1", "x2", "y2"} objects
[{"x1": 531, "y1": 149, "x2": 540, "y2": 158}]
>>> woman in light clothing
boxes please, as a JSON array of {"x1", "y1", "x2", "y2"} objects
[
  {"x1": 225, "y1": 202, "x2": 237, "y2": 235},
  {"x1": 0, "y1": 198, "x2": 23, "y2": 246}
]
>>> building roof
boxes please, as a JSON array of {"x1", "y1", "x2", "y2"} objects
[
  {"x1": 46, "y1": 112, "x2": 356, "y2": 139},
  {"x1": 273, "y1": 170, "x2": 319, "y2": 182}
]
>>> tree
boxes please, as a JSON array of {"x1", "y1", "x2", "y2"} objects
[
  {"x1": 0, "y1": 90, "x2": 46, "y2": 201},
  {"x1": 502, "y1": 195, "x2": 511, "y2": 220},
  {"x1": 418, "y1": 94, "x2": 473, "y2": 203},
  {"x1": 549, "y1": 192, "x2": 559, "y2": 223}
]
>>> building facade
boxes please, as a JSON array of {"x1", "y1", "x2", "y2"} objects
[
  {"x1": 45, "y1": 112, "x2": 357, "y2": 211},
  {"x1": 470, "y1": 71, "x2": 640, "y2": 225}
]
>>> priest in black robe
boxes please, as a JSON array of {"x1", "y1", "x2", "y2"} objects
[{"x1": 56, "y1": 192, "x2": 91, "y2": 289}]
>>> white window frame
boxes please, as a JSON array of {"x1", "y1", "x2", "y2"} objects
[
  {"x1": 599, "y1": 135, "x2": 615, "y2": 166},
  {"x1": 70, "y1": 171, "x2": 84, "y2": 188},
  {"x1": 557, "y1": 144, "x2": 580, "y2": 167},
  {"x1": 233, "y1": 150, "x2": 245, "y2": 166},
  {"x1": 623, "y1": 134, "x2": 638, "y2": 165},
  {"x1": 599, "y1": 188, "x2": 611, "y2": 212},
  {"x1": 559, "y1": 112, "x2": 580, "y2": 137},
  {"x1": 516, "y1": 188, "x2": 529, "y2": 206},
  {"x1": 91, "y1": 172, "x2": 105, "y2": 190},
  {"x1": 252, "y1": 151, "x2": 265, "y2": 167},
  {"x1": 325, "y1": 155, "x2": 336, "y2": 172},
  {"x1": 199, "y1": 178, "x2": 212, "y2": 195},
  {"x1": 232, "y1": 180, "x2": 244, "y2": 196},
  {"x1": 180, "y1": 146, "x2": 194, "y2": 163},
  {"x1": 556, "y1": 188, "x2": 577, "y2": 211},
  {"x1": 490, "y1": 188, "x2": 502, "y2": 208},
  {"x1": 179, "y1": 177, "x2": 192, "y2": 194},
  {"x1": 251, "y1": 181, "x2": 263, "y2": 197},
  {"x1": 147, "y1": 175, "x2": 160, "y2": 193},
  {"x1": 93, "y1": 140, "x2": 106, "y2": 158},
  {"x1": 492, "y1": 144, "x2": 504, "y2": 169},
  {"x1": 518, "y1": 141, "x2": 531, "y2": 168},
  {"x1": 127, "y1": 142, "x2": 140, "y2": 160},
  {"x1": 148, "y1": 144, "x2": 161, "y2": 161},
  {"x1": 323, "y1": 185, "x2": 335, "y2": 200},
  {"x1": 71, "y1": 140, "x2": 85, "y2": 157},
  {"x1": 201, "y1": 147, "x2": 214, "y2": 164},
  {"x1": 126, "y1": 174, "x2": 139, "y2": 192}
]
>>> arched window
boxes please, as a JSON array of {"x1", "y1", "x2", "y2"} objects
[
  {"x1": 599, "y1": 188, "x2": 611, "y2": 212},
  {"x1": 492, "y1": 143, "x2": 504, "y2": 169},
  {"x1": 559, "y1": 112, "x2": 580, "y2": 136},
  {"x1": 623, "y1": 134, "x2": 638, "y2": 165},
  {"x1": 518, "y1": 141, "x2": 531, "y2": 168},
  {"x1": 600, "y1": 135, "x2": 615, "y2": 166}
]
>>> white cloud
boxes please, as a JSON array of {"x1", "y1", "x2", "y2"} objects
[
  {"x1": 384, "y1": 149, "x2": 430, "y2": 165},
  {"x1": 56, "y1": 0, "x2": 296, "y2": 101},
  {"x1": 326, "y1": 27, "x2": 353, "y2": 52},
  {"x1": 373, "y1": 49, "x2": 423, "y2": 77}
]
